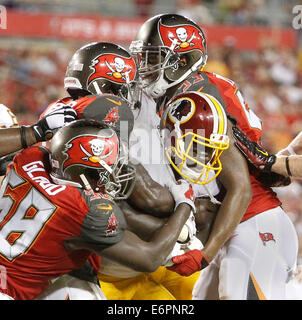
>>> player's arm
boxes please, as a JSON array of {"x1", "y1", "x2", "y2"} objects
[
  {"x1": 118, "y1": 200, "x2": 167, "y2": 241},
  {"x1": 232, "y1": 125, "x2": 301, "y2": 178},
  {"x1": 202, "y1": 121, "x2": 252, "y2": 262},
  {"x1": 70, "y1": 204, "x2": 192, "y2": 273},
  {"x1": 167, "y1": 122, "x2": 253, "y2": 277},
  {"x1": 120, "y1": 195, "x2": 217, "y2": 245},
  {"x1": 100, "y1": 203, "x2": 190, "y2": 273},
  {"x1": 66, "y1": 181, "x2": 194, "y2": 273},
  {"x1": 127, "y1": 163, "x2": 175, "y2": 217},
  {"x1": 278, "y1": 131, "x2": 302, "y2": 156},
  {"x1": 194, "y1": 197, "x2": 218, "y2": 245},
  {"x1": 269, "y1": 155, "x2": 302, "y2": 178},
  {"x1": 0, "y1": 105, "x2": 77, "y2": 158}
]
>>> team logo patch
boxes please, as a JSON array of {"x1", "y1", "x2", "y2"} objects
[
  {"x1": 88, "y1": 54, "x2": 136, "y2": 86},
  {"x1": 259, "y1": 232, "x2": 276, "y2": 245},
  {"x1": 158, "y1": 22, "x2": 206, "y2": 53},
  {"x1": 62, "y1": 134, "x2": 118, "y2": 171},
  {"x1": 168, "y1": 97, "x2": 195, "y2": 124},
  {"x1": 106, "y1": 212, "x2": 119, "y2": 236},
  {"x1": 104, "y1": 106, "x2": 119, "y2": 127}
]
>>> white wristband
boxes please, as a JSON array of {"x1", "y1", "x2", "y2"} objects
[
  {"x1": 278, "y1": 146, "x2": 296, "y2": 156},
  {"x1": 286, "y1": 146, "x2": 296, "y2": 155}
]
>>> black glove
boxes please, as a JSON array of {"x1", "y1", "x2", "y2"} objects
[
  {"x1": 32, "y1": 105, "x2": 77, "y2": 142},
  {"x1": 232, "y1": 126, "x2": 276, "y2": 172}
]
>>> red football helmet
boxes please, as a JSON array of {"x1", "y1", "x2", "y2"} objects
[
  {"x1": 49, "y1": 119, "x2": 136, "y2": 200},
  {"x1": 130, "y1": 14, "x2": 207, "y2": 98},
  {"x1": 160, "y1": 91, "x2": 229, "y2": 185}
]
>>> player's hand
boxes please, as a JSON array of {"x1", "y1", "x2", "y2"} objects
[
  {"x1": 167, "y1": 179, "x2": 196, "y2": 212},
  {"x1": 232, "y1": 126, "x2": 276, "y2": 171},
  {"x1": 32, "y1": 105, "x2": 77, "y2": 141},
  {"x1": 167, "y1": 249, "x2": 209, "y2": 276}
]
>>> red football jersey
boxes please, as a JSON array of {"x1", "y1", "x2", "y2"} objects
[
  {"x1": 40, "y1": 96, "x2": 97, "y2": 119},
  {"x1": 0, "y1": 146, "x2": 126, "y2": 300},
  {"x1": 40, "y1": 94, "x2": 134, "y2": 142},
  {"x1": 173, "y1": 71, "x2": 282, "y2": 221}
]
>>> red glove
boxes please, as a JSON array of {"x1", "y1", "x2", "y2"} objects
[{"x1": 167, "y1": 249, "x2": 209, "y2": 277}]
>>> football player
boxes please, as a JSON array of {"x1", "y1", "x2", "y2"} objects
[
  {"x1": 38, "y1": 42, "x2": 203, "y2": 300},
  {"x1": 130, "y1": 13, "x2": 299, "y2": 300},
  {"x1": 0, "y1": 119, "x2": 195, "y2": 300}
]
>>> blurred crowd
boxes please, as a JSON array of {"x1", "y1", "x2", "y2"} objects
[
  {"x1": 1, "y1": 0, "x2": 300, "y2": 27},
  {"x1": 1, "y1": 40, "x2": 301, "y2": 152}
]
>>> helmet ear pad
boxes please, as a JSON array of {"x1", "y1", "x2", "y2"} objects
[{"x1": 87, "y1": 79, "x2": 123, "y2": 96}]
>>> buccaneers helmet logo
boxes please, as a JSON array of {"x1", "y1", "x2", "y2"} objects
[
  {"x1": 88, "y1": 54, "x2": 136, "y2": 85},
  {"x1": 62, "y1": 134, "x2": 119, "y2": 171},
  {"x1": 158, "y1": 22, "x2": 206, "y2": 53}
]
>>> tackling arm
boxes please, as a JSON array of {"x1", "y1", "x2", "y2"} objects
[
  {"x1": 0, "y1": 127, "x2": 36, "y2": 158},
  {"x1": 278, "y1": 131, "x2": 302, "y2": 156},
  {"x1": 202, "y1": 122, "x2": 252, "y2": 262},
  {"x1": 0, "y1": 104, "x2": 77, "y2": 158},
  {"x1": 270, "y1": 155, "x2": 302, "y2": 179},
  {"x1": 80, "y1": 203, "x2": 191, "y2": 273},
  {"x1": 118, "y1": 200, "x2": 166, "y2": 241},
  {"x1": 127, "y1": 163, "x2": 175, "y2": 217},
  {"x1": 194, "y1": 197, "x2": 219, "y2": 245}
]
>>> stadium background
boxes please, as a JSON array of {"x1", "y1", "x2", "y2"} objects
[{"x1": 0, "y1": 0, "x2": 302, "y2": 263}]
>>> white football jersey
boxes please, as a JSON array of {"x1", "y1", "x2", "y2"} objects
[
  {"x1": 0, "y1": 104, "x2": 18, "y2": 128},
  {"x1": 130, "y1": 91, "x2": 221, "y2": 198}
]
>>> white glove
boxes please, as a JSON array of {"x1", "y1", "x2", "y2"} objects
[
  {"x1": 163, "y1": 236, "x2": 204, "y2": 267},
  {"x1": 163, "y1": 242, "x2": 185, "y2": 267},
  {"x1": 185, "y1": 236, "x2": 204, "y2": 252},
  {"x1": 167, "y1": 179, "x2": 196, "y2": 212},
  {"x1": 177, "y1": 211, "x2": 197, "y2": 243},
  {"x1": 32, "y1": 105, "x2": 77, "y2": 141}
]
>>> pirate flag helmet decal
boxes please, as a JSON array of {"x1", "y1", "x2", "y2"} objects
[
  {"x1": 160, "y1": 91, "x2": 229, "y2": 185},
  {"x1": 64, "y1": 42, "x2": 137, "y2": 103},
  {"x1": 130, "y1": 14, "x2": 207, "y2": 98},
  {"x1": 49, "y1": 119, "x2": 136, "y2": 200}
]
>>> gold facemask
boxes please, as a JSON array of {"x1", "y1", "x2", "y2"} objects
[{"x1": 165, "y1": 130, "x2": 229, "y2": 185}]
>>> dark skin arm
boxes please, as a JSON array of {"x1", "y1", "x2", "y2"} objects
[
  {"x1": 118, "y1": 200, "x2": 167, "y2": 241},
  {"x1": 202, "y1": 121, "x2": 252, "y2": 262},
  {"x1": 127, "y1": 163, "x2": 175, "y2": 217},
  {"x1": 0, "y1": 126, "x2": 38, "y2": 158},
  {"x1": 120, "y1": 196, "x2": 218, "y2": 245},
  {"x1": 194, "y1": 197, "x2": 219, "y2": 245},
  {"x1": 68, "y1": 203, "x2": 191, "y2": 273}
]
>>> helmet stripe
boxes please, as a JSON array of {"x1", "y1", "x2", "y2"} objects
[
  {"x1": 205, "y1": 93, "x2": 227, "y2": 135},
  {"x1": 193, "y1": 92, "x2": 227, "y2": 135}
]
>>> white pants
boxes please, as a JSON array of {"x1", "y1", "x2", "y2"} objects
[
  {"x1": 0, "y1": 292, "x2": 14, "y2": 300},
  {"x1": 193, "y1": 207, "x2": 298, "y2": 300},
  {"x1": 37, "y1": 275, "x2": 107, "y2": 300}
]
